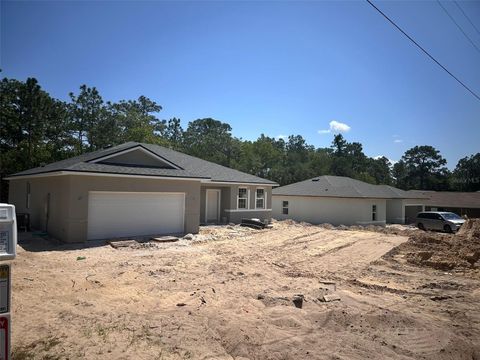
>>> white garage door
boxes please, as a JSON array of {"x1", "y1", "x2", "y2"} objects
[{"x1": 87, "y1": 191, "x2": 185, "y2": 240}]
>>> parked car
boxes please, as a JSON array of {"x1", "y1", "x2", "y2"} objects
[{"x1": 415, "y1": 211, "x2": 465, "y2": 233}]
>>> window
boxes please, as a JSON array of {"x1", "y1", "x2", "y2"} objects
[
  {"x1": 26, "y1": 182, "x2": 31, "y2": 209},
  {"x1": 282, "y1": 201, "x2": 289, "y2": 215},
  {"x1": 372, "y1": 204, "x2": 377, "y2": 221},
  {"x1": 255, "y1": 188, "x2": 265, "y2": 209},
  {"x1": 237, "y1": 187, "x2": 248, "y2": 209}
]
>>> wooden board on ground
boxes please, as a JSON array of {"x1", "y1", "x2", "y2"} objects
[
  {"x1": 108, "y1": 240, "x2": 138, "y2": 249},
  {"x1": 151, "y1": 236, "x2": 179, "y2": 243},
  {"x1": 322, "y1": 293, "x2": 341, "y2": 302}
]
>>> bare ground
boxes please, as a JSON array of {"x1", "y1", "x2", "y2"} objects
[{"x1": 11, "y1": 221, "x2": 480, "y2": 359}]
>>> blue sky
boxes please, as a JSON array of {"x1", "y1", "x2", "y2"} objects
[{"x1": 2, "y1": 0, "x2": 479, "y2": 168}]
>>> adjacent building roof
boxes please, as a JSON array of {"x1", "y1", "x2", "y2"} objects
[
  {"x1": 7, "y1": 142, "x2": 278, "y2": 185},
  {"x1": 272, "y1": 176, "x2": 425, "y2": 199},
  {"x1": 407, "y1": 190, "x2": 480, "y2": 209}
]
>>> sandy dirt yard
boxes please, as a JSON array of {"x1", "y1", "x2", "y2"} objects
[{"x1": 11, "y1": 221, "x2": 480, "y2": 360}]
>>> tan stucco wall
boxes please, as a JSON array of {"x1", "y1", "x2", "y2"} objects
[
  {"x1": 8, "y1": 176, "x2": 70, "y2": 240},
  {"x1": 228, "y1": 184, "x2": 272, "y2": 210},
  {"x1": 225, "y1": 184, "x2": 273, "y2": 223},
  {"x1": 200, "y1": 185, "x2": 231, "y2": 224},
  {"x1": 9, "y1": 175, "x2": 201, "y2": 243},
  {"x1": 272, "y1": 195, "x2": 387, "y2": 226},
  {"x1": 226, "y1": 210, "x2": 273, "y2": 223},
  {"x1": 199, "y1": 184, "x2": 273, "y2": 224},
  {"x1": 8, "y1": 175, "x2": 275, "y2": 242},
  {"x1": 66, "y1": 176, "x2": 200, "y2": 242}
]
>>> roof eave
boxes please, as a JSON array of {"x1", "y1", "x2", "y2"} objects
[
  {"x1": 271, "y1": 193, "x2": 426, "y2": 200},
  {"x1": 4, "y1": 170, "x2": 209, "y2": 181},
  {"x1": 203, "y1": 179, "x2": 278, "y2": 186}
]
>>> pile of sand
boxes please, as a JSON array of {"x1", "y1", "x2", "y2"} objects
[
  {"x1": 385, "y1": 219, "x2": 480, "y2": 271},
  {"x1": 458, "y1": 218, "x2": 480, "y2": 239}
]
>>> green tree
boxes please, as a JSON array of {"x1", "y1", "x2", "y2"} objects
[
  {"x1": 183, "y1": 118, "x2": 234, "y2": 166},
  {"x1": 367, "y1": 157, "x2": 392, "y2": 185},
  {"x1": 232, "y1": 135, "x2": 285, "y2": 183},
  {"x1": 309, "y1": 148, "x2": 333, "y2": 179},
  {"x1": 280, "y1": 135, "x2": 315, "y2": 184},
  {"x1": 330, "y1": 134, "x2": 365, "y2": 179},
  {"x1": 399, "y1": 145, "x2": 449, "y2": 190},
  {"x1": 69, "y1": 85, "x2": 106, "y2": 153},
  {"x1": 452, "y1": 153, "x2": 480, "y2": 191},
  {"x1": 332, "y1": 134, "x2": 347, "y2": 156},
  {"x1": 109, "y1": 96, "x2": 166, "y2": 145},
  {"x1": 162, "y1": 117, "x2": 184, "y2": 150},
  {"x1": 0, "y1": 77, "x2": 73, "y2": 201}
]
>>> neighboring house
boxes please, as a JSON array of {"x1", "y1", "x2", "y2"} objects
[
  {"x1": 404, "y1": 190, "x2": 480, "y2": 223},
  {"x1": 6, "y1": 142, "x2": 277, "y2": 242},
  {"x1": 272, "y1": 176, "x2": 425, "y2": 226}
]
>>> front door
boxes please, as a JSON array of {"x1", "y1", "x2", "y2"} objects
[{"x1": 206, "y1": 190, "x2": 221, "y2": 223}]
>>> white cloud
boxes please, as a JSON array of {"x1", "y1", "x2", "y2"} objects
[
  {"x1": 393, "y1": 139, "x2": 403, "y2": 143},
  {"x1": 330, "y1": 120, "x2": 351, "y2": 132},
  {"x1": 373, "y1": 155, "x2": 397, "y2": 167},
  {"x1": 318, "y1": 120, "x2": 351, "y2": 135},
  {"x1": 276, "y1": 134, "x2": 287, "y2": 140}
]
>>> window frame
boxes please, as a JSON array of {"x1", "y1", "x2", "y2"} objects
[
  {"x1": 372, "y1": 204, "x2": 377, "y2": 221},
  {"x1": 255, "y1": 187, "x2": 266, "y2": 209},
  {"x1": 282, "y1": 200, "x2": 289, "y2": 215},
  {"x1": 237, "y1": 187, "x2": 249, "y2": 209}
]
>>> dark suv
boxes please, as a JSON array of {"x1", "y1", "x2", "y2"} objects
[{"x1": 416, "y1": 211, "x2": 465, "y2": 233}]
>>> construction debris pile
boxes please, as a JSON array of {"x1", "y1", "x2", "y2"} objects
[
  {"x1": 384, "y1": 219, "x2": 480, "y2": 271},
  {"x1": 276, "y1": 219, "x2": 419, "y2": 236}
]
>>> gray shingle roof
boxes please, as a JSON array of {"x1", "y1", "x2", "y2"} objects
[
  {"x1": 408, "y1": 190, "x2": 480, "y2": 208},
  {"x1": 272, "y1": 176, "x2": 425, "y2": 199},
  {"x1": 9, "y1": 142, "x2": 278, "y2": 185}
]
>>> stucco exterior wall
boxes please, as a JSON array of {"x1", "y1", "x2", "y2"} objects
[
  {"x1": 8, "y1": 176, "x2": 70, "y2": 240},
  {"x1": 9, "y1": 175, "x2": 274, "y2": 242},
  {"x1": 226, "y1": 184, "x2": 273, "y2": 223},
  {"x1": 9, "y1": 175, "x2": 201, "y2": 243},
  {"x1": 226, "y1": 210, "x2": 273, "y2": 223},
  {"x1": 386, "y1": 199, "x2": 405, "y2": 224},
  {"x1": 228, "y1": 184, "x2": 272, "y2": 210},
  {"x1": 272, "y1": 195, "x2": 386, "y2": 226},
  {"x1": 199, "y1": 185, "x2": 231, "y2": 224},
  {"x1": 66, "y1": 176, "x2": 201, "y2": 242},
  {"x1": 199, "y1": 184, "x2": 273, "y2": 224}
]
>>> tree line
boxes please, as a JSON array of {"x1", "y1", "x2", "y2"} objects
[{"x1": 1, "y1": 77, "x2": 479, "y2": 202}]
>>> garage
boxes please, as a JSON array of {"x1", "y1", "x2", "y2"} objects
[
  {"x1": 404, "y1": 205, "x2": 423, "y2": 224},
  {"x1": 87, "y1": 191, "x2": 185, "y2": 240}
]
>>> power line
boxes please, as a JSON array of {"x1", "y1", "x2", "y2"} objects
[
  {"x1": 365, "y1": 0, "x2": 480, "y2": 102},
  {"x1": 453, "y1": 1, "x2": 480, "y2": 37},
  {"x1": 436, "y1": 0, "x2": 480, "y2": 54}
]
